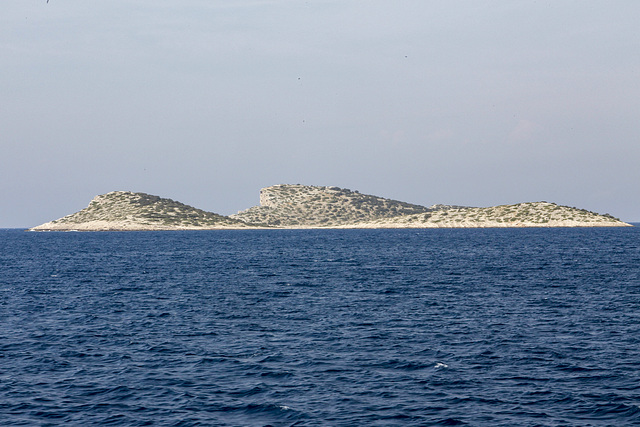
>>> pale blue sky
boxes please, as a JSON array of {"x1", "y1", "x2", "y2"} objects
[{"x1": 2, "y1": 0, "x2": 638, "y2": 227}]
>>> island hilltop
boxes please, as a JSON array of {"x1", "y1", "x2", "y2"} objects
[
  {"x1": 30, "y1": 185, "x2": 631, "y2": 231},
  {"x1": 29, "y1": 191, "x2": 253, "y2": 231}
]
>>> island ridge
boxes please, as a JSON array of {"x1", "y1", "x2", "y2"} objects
[{"x1": 29, "y1": 184, "x2": 632, "y2": 231}]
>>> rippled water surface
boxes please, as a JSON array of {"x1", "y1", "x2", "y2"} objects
[{"x1": 1, "y1": 227, "x2": 640, "y2": 426}]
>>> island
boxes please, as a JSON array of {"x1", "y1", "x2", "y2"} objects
[
  {"x1": 29, "y1": 184, "x2": 631, "y2": 231},
  {"x1": 29, "y1": 191, "x2": 254, "y2": 231}
]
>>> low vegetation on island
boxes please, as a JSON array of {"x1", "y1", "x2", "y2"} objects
[
  {"x1": 30, "y1": 191, "x2": 252, "y2": 231},
  {"x1": 230, "y1": 184, "x2": 431, "y2": 227},
  {"x1": 29, "y1": 185, "x2": 631, "y2": 231},
  {"x1": 231, "y1": 185, "x2": 629, "y2": 228}
]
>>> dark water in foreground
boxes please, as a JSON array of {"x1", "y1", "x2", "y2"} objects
[{"x1": 1, "y1": 227, "x2": 640, "y2": 426}]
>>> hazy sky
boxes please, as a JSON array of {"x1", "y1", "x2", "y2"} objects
[{"x1": 2, "y1": 0, "x2": 639, "y2": 227}]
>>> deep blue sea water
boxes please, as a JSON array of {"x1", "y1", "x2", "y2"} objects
[{"x1": 1, "y1": 226, "x2": 640, "y2": 426}]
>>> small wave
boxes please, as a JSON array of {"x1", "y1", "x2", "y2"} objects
[
  {"x1": 228, "y1": 385, "x2": 266, "y2": 397},
  {"x1": 434, "y1": 418, "x2": 468, "y2": 426}
]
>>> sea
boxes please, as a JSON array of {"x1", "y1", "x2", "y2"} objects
[{"x1": 1, "y1": 226, "x2": 640, "y2": 426}]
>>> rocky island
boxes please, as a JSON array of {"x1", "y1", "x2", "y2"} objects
[
  {"x1": 29, "y1": 185, "x2": 631, "y2": 231},
  {"x1": 29, "y1": 191, "x2": 253, "y2": 231}
]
